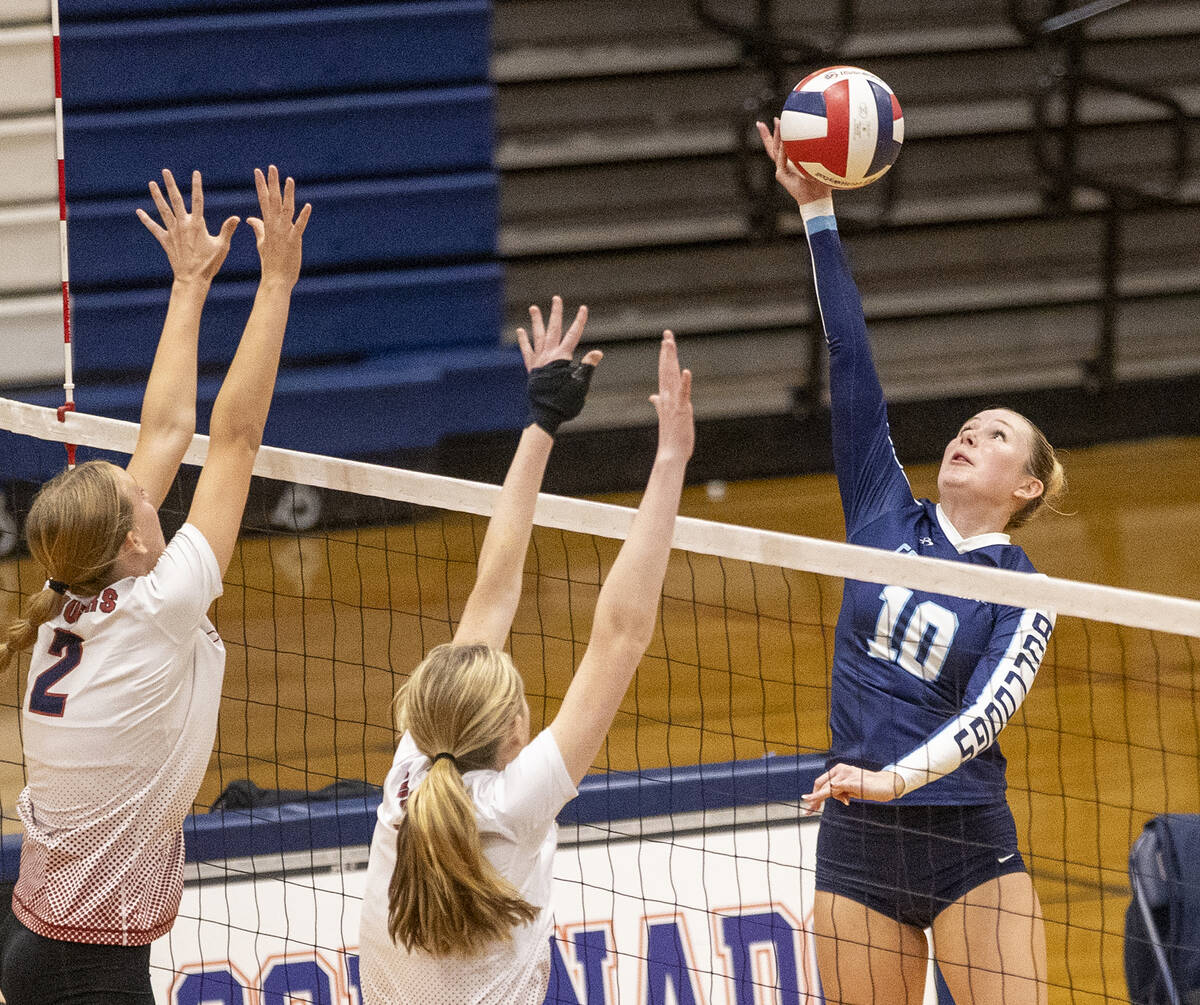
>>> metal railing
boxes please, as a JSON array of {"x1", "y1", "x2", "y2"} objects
[{"x1": 1008, "y1": 0, "x2": 1193, "y2": 391}]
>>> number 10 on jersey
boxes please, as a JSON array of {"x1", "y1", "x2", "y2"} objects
[{"x1": 868, "y1": 585, "x2": 960, "y2": 682}]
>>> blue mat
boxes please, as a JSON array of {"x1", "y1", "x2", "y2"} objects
[
  {"x1": 60, "y1": 1, "x2": 490, "y2": 108},
  {"x1": 63, "y1": 87, "x2": 494, "y2": 199},
  {"x1": 68, "y1": 174, "x2": 498, "y2": 288},
  {"x1": 69, "y1": 263, "x2": 504, "y2": 373}
]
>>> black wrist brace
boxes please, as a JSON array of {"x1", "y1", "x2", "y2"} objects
[{"x1": 527, "y1": 358, "x2": 596, "y2": 436}]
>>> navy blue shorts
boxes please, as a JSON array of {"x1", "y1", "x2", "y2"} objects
[{"x1": 815, "y1": 799, "x2": 1026, "y2": 929}]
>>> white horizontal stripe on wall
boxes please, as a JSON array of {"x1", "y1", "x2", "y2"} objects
[
  {"x1": 0, "y1": 295, "x2": 64, "y2": 385},
  {"x1": 0, "y1": 116, "x2": 57, "y2": 203},
  {"x1": 0, "y1": 25, "x2": 53, "y2": 114}
]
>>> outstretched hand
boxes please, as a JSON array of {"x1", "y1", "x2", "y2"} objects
[
  {"x1": 755, "y1": 117, "x2": 834, "y2": 208},
  {"x1": 519, "y1": 295, "x2": 603, "y2": 437},
  {"x1": 650, "y1": 331, "x2": 694, "y2": 464},
  {"x1": 802, "y1": 763, "x2": 904, "y2": 814},
  {"x1": 136, "y1": 169, "x2": 239, "y2": 283},
  {"x1": 247, "y1": 165, "x2": 312, "y2": 287},
  {"x1": 516, "y1": 295, "x2": 602, "y2": 373}
]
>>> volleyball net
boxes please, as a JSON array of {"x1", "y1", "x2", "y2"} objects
[{"x1": 1, "y1": 397, "x2": 1198, "y2": 1004}]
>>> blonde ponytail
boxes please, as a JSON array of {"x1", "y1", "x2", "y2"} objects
[
  {"x1": 387, "y1": 644, "x2": 536, "y2": 957},
  {"x1": 1009, "y1": 414, "x2": 1067, "y2": 530},
  {"x1": 0, "y1": 586, "x2": 65, "y2": 672},
  {"x1": 0, "y1": 461, "x2": 132, "y2": 671}
]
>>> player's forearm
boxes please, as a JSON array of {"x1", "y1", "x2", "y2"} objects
[
  {"x1": 208, "y1": 278, "x2": 292, "y2": 448},
  {"x1": 590, "y1": 452, "x2": 686, "y2": 652},
  {"x1": 465, "y1": 425, "x2": 553, "y2": 613},
  {"x1": 138, "y1": 277, "x2": 210, "y2": 445},
  {"x1": 801, "y1": 202, "x2": 896, "y2": 506},
  {"x1": 885, "y1": 606, "x2": 1054, "y2": 794},
  {"x1": 801, "y1": 203, "x2": 872, "y2": 365}
]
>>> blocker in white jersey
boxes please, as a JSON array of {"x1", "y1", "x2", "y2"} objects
[
  {"x1": 0, "y1": 165, "x2": 310, "y2": 1005},
  {"x1": 355, "y1": 303, "x2": 693, "y2": 1005},
  {"x1": 16, "y1": 523, "x2": 224, "y2": 945},
  {"x1": 358, "y1": 730, "x2": 576, "y2": 1003}
]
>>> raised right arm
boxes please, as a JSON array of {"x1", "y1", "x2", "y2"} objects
[
  {"x1": 128, "y1": 169, "x2": 239, "y2": 509},
  {"x1": 758, "y1": 120, "x2": 912, "y2": 530},
  {"x1": 185, "y1": 166, "x2": 311, "y2": 575},
  {"x1": 453, "y1": 297, "x2": 600, "y2": 648},
  {"x1": 549, "y1": 332, "x2": 693, "y2": 786}
]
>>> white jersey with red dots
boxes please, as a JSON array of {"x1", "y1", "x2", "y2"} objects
[
  {"x1": 15, "y1": 522, "x2": 224, "y2": 946},
  {"x1": 358, "y1": 728, "x2": 577, "y2": 1004}
]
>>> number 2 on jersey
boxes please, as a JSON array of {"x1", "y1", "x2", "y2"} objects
[
  {"x1": 868, "y1": 585, "x2": 959, "y2": 682},
  {"x1": 29, "y1": 628, "x2": 84, "y2": 717}
]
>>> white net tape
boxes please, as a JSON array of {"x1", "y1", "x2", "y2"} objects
[{"x1": 4, "y1": 396, "x2": 1197, "y2": 638}]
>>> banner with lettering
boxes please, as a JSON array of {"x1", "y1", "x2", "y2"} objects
[{"x1": 151, "y1": 815, "x2": 942, "y2": 1004}]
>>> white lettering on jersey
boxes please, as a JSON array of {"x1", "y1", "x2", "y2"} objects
[{"x1": 884, "y1": 607, "x2": 1054, "y2": 793}]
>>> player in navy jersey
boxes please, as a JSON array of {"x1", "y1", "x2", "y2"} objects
[
  {"x1": 759, "y1": 119, "x2": 1065, "y2": 1005},
  {"x1": 0, "y1": 166, "x2": 309, "y2": 1004}
]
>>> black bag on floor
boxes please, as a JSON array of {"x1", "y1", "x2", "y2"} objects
[
  {"x1": 1126, "y1": 814, "x2": 1200, "y2": 1005},
  {"x1": 211, "y1": 778, "x2": 381, "y2": 810}
]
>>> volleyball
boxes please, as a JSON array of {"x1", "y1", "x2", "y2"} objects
[{"x1": 780, "y1": 65, "x2": 904, "y2": 189}]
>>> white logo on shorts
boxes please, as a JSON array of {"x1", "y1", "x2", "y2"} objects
[{"x1": 997, "y1": 853, "x2": 1016, "y2": 863}]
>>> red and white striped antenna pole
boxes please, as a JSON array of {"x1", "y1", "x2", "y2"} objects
[{"x1": 50, "y1": 0, "x2": 77, "y2": 469}]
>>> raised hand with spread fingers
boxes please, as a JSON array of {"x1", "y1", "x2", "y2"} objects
[
  {"x1": 246, "y1": 164, "x2": 312, "y2": 290},
  {"x1": 136, "y1": 168, "x2": 239, "y2": 284},
  {"x1": 129, "y1": 169, "x2": 239, "y2": 510},
  {"x1": 185, "y1": 165, "x2": 312, "y2": 576},
  {"x1": 455, "y1": 295, "x2": 603, "y2": 648}
]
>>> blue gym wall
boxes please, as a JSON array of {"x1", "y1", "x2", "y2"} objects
[{"x1": 9, "y1": 0, "x2": 525, "y2": 479}]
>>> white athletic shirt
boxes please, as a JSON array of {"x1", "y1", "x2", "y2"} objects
[
  {"x1": 358, "y1": 728, "x2": 577, "y2": 1005},
  {"x1": 14, "y1": 523, "x2": 224, "y2": 945}
]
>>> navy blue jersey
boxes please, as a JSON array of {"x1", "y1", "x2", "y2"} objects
[{"x1": 804, "y1": 207, "x2": 1053, "y2": 805}]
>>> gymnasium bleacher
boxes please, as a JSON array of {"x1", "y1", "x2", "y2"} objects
[
  {"x1": 495, "y1": 0, "x2": 1200, "y2": 437},
  {"x1": 1, "y1": 0, "x2": 1198, "y2": 493}
]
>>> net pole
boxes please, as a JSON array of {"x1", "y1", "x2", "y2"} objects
[{"x1": 50, "y1": 0, "x2": 76, "y2": 470}]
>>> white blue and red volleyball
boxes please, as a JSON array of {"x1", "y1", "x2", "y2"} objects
[{"x1": 781, "y1": 66, "x2": 904, "y2": 189}]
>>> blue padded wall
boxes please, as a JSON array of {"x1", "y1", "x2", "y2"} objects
[
  {"x1": 72, "y1": 264, "x2": 504, "y2": 374},
  {"x1": 59, "y1": 0, "x2": 425, "y2": 18},
  {"x1": 68, "y1": 175, "x2": 499, "y2": 286},
  {"x1": 61, "y1": 90, "x2": 495, "y2": 199},
  {"x1": 16, "y1": 0, "x2": 511, "y2": 478},
  {"x1": 58, "y1": 3, "x2": 491, "y2": 105},
  {"x1": 0, "y1": 344, "x2": 525, "y2": 482}
]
